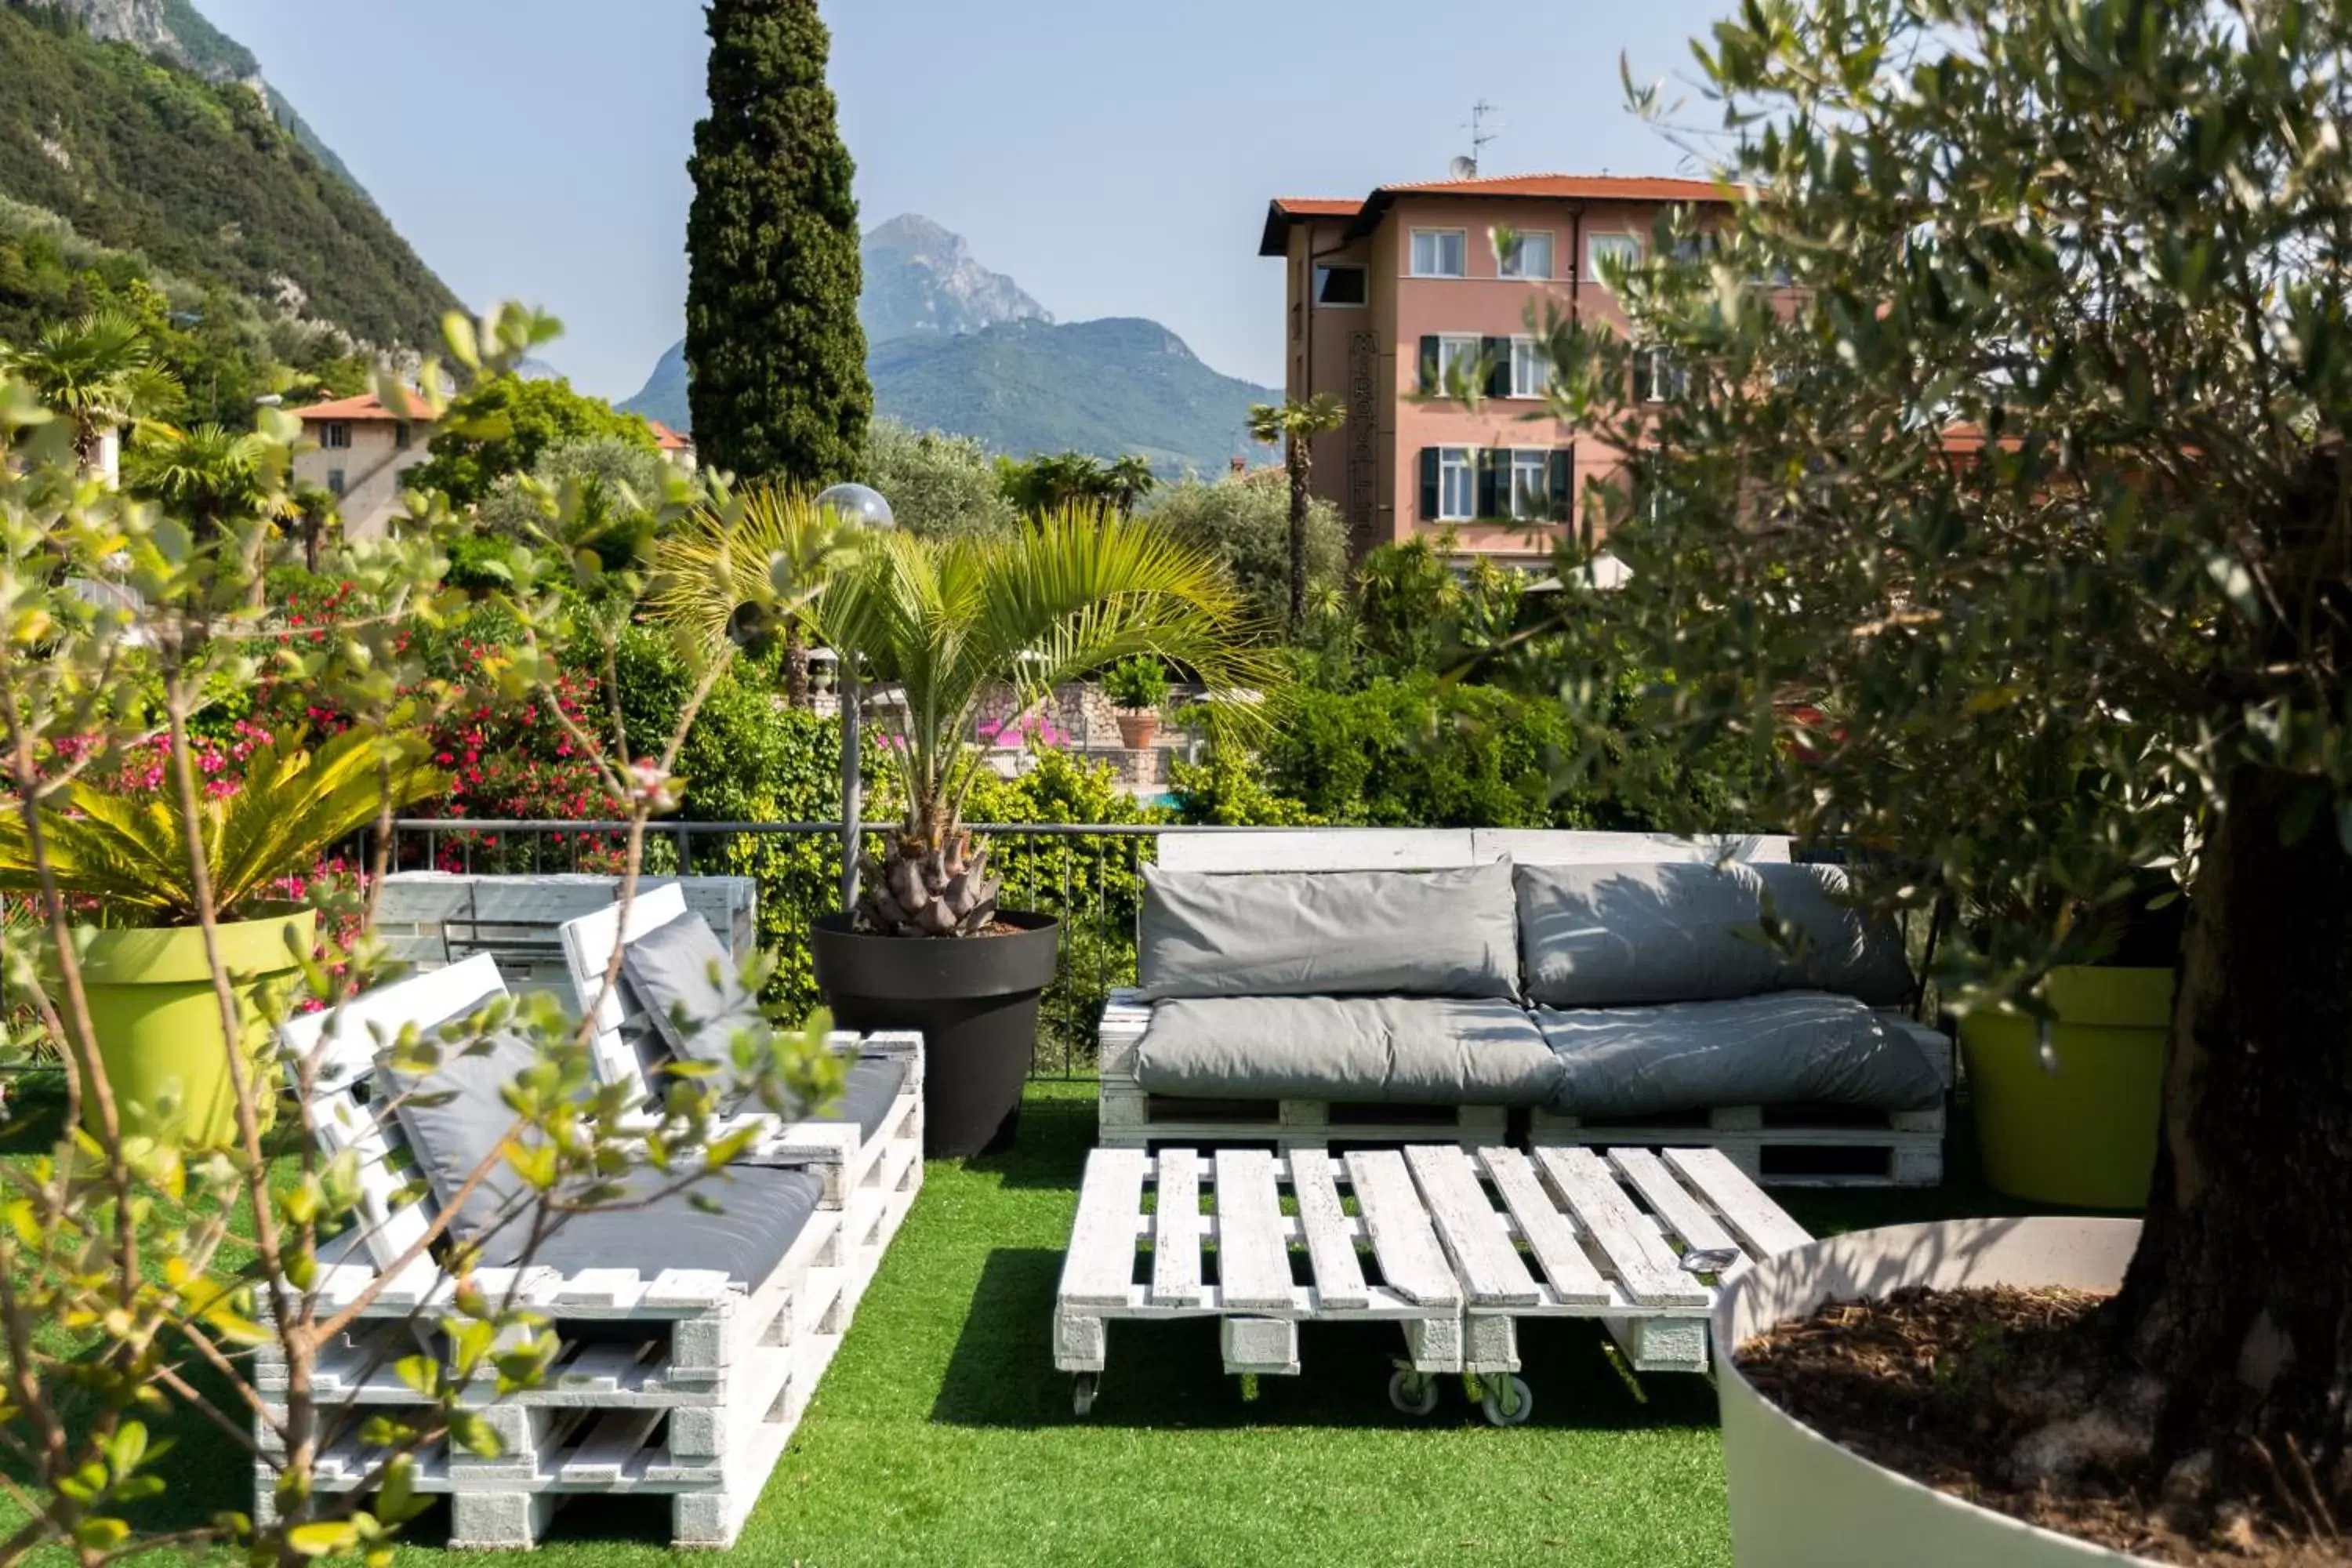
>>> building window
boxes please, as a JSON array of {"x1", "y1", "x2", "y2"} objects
[
  {"x1": 1415, "y1": 446, "x2": 1474, "y2": 521},
  {"x1": 1436, "y1": 334, "x2": 1481, "y2": 392},
  {"x1": 1509, "y1": 450, "x2": 1551, "y2": 521},
  {"x1": 1587, "y1": 233, "x2": 1642, "y2": 283},
  {"x1": 1314, "y1": 263, "x2": 1368, "y2": 307},
  {"x1": 394, "y1": 421, "x2": 413, "y2": 450},
  {"x1": 1410, "y1": 229, "x2": 1468, "y2": 278},
  {"x1": 325, "y1": 469, "x2": 347, "y2": 497},
  {"x1": 1509, "y1": 338, "x2": 1552, "y2": 399},
  {"x1": 321, "y1": 421, "x2": 352, "y2": 450},
  {"x1": 1632, "y1": 346, "x2": 1686, "y2": 403},
  {"x1": 1497, "y1": 230, "x2": 1555, "y2": 280}
]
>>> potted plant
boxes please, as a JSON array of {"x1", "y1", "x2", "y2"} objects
[
  {"x1": 809, "y1": 503, "x2": 1269, "y2": 1156},
  {"x1": 1955, "y1": 873, "x2": 2187, "y2": 1209},
  {"x1": 1102, "y1": 655, "x2": 1169, "y2": 750},
  {"x1": 0, "y1": 728, "x2": 445, "y2": 1146}
]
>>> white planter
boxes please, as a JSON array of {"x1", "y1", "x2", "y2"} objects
[{"x1": 1717, "y1": 1217, "x2": 2151, "y2": 1566}]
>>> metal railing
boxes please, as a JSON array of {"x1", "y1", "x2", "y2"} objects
[{"x1": 369, "y1": 819, "x2": 1292, "y2": 1078}]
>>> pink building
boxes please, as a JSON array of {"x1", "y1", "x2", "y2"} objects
[{"x1": 1260, "y1": 171, "x2": 1733, "y2": 565}]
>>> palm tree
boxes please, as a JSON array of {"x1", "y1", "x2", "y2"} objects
[
  {"x1": 2, "y1": 310, "x2": 183, "y2": 474},
  {"x1": 1245, "y1": 394, "x2": 1346, "y2": 637},
  {"x1": 122, "y1": 423, "x2": 285, "y2": 536},
  {"x1": 1105, "y1": 454, "x2": 1158, "y2": 517},
  {"x1": 815, "y1": 503, "x2": 1274, "y2": 936},
  {"x1": 649, "y1": 484, "x2": 861, "y2": 706}
]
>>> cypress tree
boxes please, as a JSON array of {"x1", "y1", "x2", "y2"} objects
[{"x1": 684, "y1": 0, "x2": 870, "y2": 487}]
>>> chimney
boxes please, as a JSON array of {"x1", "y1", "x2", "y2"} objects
[{"x1": 1229, "y1": 456, "x2": 1247, "y2": 475}]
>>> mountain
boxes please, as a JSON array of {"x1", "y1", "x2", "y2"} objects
[
  {"x1": 0, "y1": 0, "x2": 456, "y2": 348},
  {"x1": 623, "y1": 217, "x2": 1271, "y2": 475},
  {"x1": 859, "y1": 212, "x2": 1049, "y2": 343}
]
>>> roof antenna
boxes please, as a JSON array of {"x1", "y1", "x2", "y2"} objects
[{"x1": 1452, "y1": 100, "x2": 1499, "y2": 180}]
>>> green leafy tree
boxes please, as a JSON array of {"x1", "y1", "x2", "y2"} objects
[
  {"x1": 685, "y1": 0, "x2": 870, "y2": 485},
  {"x1": 862, "y1": 418, "x2": 1019, "y2": 539},
  {"x1": 0, "y1": 308, "x2": 180, "y2": 470},
  {"x1": 1554, "y1": 0, "x2": 2352, "y2": 1527},
  {"x1": 411, "y1": 374, "x2": 657, "y2": 506},
  {"x1": 1246, "y1": 393, "x2": 1346, "y2": 636},
  {"x1": 122, "y1": 421, "x2": 291, "y2": 538},
  {"x1": 1105, "y1": 454, "x2": 1158, "y2": 517},
  {"x1": 1138, "y1": 468, "x2": 1343, "y2": 641}
]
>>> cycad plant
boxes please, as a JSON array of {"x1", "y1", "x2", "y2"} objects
[
  {"x1": 816, "y1": 503, "x2": 1271, "y2": 936},
  {"x1": 650, "y1": 484, "x2": 859, "y2": 701},
  {"x1": 0, "y1": 729, "x2": 448, "y2": 925}
]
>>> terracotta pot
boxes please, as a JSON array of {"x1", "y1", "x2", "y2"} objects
[
  {"x1": 1717, "y1": 1217, "x2": 2151, "y2": 1566},
  {"x1": 1114, "y1": 710, "x2": 1159, "y2": 750}
]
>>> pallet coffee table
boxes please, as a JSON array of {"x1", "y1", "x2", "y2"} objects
[{"x1": 1052, "y1": 1142, "x2": 1810, "y2": 1425}]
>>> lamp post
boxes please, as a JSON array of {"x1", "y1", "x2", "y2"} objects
[{"x1": 814, "y1": 482, "x2": 895, "y2": 913}]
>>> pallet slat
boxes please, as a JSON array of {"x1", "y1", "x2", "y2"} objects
[
  {"x1": 1607, "y1": 1148, "x2": 1739, "y2": 1258},
  {"x1": 1664, "y1": 1147, "x2": 1813, "y2": 1258},
  {"x1": 1344, "y1": 1151, "x2": 1461, "y2": 1309},
  {"x1": 1151, "y1": 1149, "x2": 1203, "y2": 1307},
  {"x1": 1287, "y1": 1151, "x2": 1370, "y2": 1311},
  {"x1": 1210, "y1": 1149, "x2": 1294, "y2": 1312},
  {"x1": 1062, "y1": 1149, "x2": 1151, "y2": 1308},
  {"x1": 1476, "y1": 1148, "x2": 1611, "y2": 1305},
  {"x1": 1405, "y1": 1145, "x2": 1539, "y2": 1307},
  {"x1": 1534, "y1": 1147, "x2": 1711, "y2": 1308}
]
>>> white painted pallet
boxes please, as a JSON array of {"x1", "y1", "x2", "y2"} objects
[
  {"x1": 261, "y1": 956, "x2": 924, "y2": 1550},
  {"x1": 376, "y1": 873, "x2": 757, "y2": 1002},
  {"x1": 1052, "y1": 1146, "x2": 1468, "y2": 1399},
  {"x1": 1053, "y1": 1142, "x2": 1811, "y2": 1417},
  {"x1": 1096, "y1": 991, "x2": 1510, "y2": 1151}
]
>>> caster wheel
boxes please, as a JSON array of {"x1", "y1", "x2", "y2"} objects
[
  {"x1": 1072, "y1": 1374, "x2": 1098, "y2": 1417},
  {"x1": 1388, "y1": 1370, "x2": 1439, "y2": 1417},
  {"x1": 1481, "y1": 1375, "x2": 1534, "y2": 1428}
]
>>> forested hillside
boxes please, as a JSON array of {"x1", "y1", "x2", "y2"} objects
[{"x1": 0, "y1": 2, "x2": 456, "y2": 350}]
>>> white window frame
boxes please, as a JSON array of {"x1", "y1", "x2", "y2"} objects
[
  {"x1": 1508, "y1": 449, "x2": 1551, "y2": 521},
  {"x1": 321, "y1": 421, "x2": 352, "y2": 450},
  {"x1": 1497, "y1": 230, "x2": 1555, "y2": 281},
  {"x1": 1586, "y1": 232, "x2": 1642, "y2": 284},
  {"x1": 1410, "y1": 228, "x2": 1468, "y2": 278},
  {"x1": 1313, "y1": 262, "x2": 1369, "y2": 308},
  {"x1": 1635, "y1": 345, "x2": 1685, "y2": 404},
  {"x1": 1434, "y1": 333, "x2": 1483, "y2": 393},
  {"x1": 1508, "y1": 337, "x2": 1551, "y2": 399},
  {"x1": 1436, "y1": 447, "x2": 1475, "y2": 521}
]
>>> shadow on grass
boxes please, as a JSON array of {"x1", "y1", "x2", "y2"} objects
[
  {"x1": 931, "y1": 1247, "x2": 1721, "y2": 1435},
  {"x1": 954, "y1": 1082, "x2": 1098, "y2": 1192}
]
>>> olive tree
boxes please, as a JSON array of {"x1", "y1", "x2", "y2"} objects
[{"x1": 1548, "y1": 0, "x2": 2352, "y2": 1518}]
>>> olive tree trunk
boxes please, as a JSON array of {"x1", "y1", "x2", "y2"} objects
[{"x1": 2117, "y1": 763, "x2": 2352, "y2": 1512}]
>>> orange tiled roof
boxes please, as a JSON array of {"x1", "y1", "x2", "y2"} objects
[
  {"x1": 1261, "y1": 172, "x2": 1741, "y2": 254},
  {"x1": 289, "y1": 389, "x2": 434, "y2": 423},
  {"x1": 646, "y1": 419, "x2": 695, "y2": 451},
  {"x1": 1269, "y1": 196, "x2": 1366, "y2": 218}
]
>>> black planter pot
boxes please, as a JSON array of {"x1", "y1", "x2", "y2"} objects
[{"x1": 810, "y1": 911, "x2": 1060, "y2": 1158}]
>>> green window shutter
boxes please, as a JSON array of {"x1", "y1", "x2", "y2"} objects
[
  {"x1": 1484, "y1": 337, "x2": 1511, "y2": 398},
  {"x1": 1420, "y1": 448, "x2": 1440, "y2": 520},
  {"x1": 1632, "y1": 349, "x2": 1654, "y2": 404},
  {"x1": 1476, "y1": 449, "x2": 1500, "y2": 520},
  {"x1": 1548, "y1": 448, "x2": 1573, "y2": 521},
  {"x1": 1419, "y1": 335, "x2": 1439, "y2": 395}
]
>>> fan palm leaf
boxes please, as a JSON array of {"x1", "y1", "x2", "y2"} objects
[
  {"x1": 0, "y1": 731, "x2": 448, "y2": 925},
  {"x1": 648, "y1": 485, "x2": 858, "y2": 663}
]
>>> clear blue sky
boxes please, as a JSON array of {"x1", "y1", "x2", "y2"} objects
[{"x1": 194, "y1": 0, "x2": 1733, "y2": 401}]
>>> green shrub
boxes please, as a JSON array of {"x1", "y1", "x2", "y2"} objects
[
  {"x1": 1101, "y1": 655, "x2": 1168, "y2": 712},
  {"x1": 1258, "y1": 675, "x2": 1589, "y2": 829}
]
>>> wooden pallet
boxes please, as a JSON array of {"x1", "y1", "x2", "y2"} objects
[
  {"x1": 1410, "y1": 1143, "x2": 1809, "y2": 1377},
  {"x1": 376, "y1": 873, "x2": 757, "y2": 1002},
  {"x1": 1053, "y1": 1146, "x2": 1468, "y2": 1396}
]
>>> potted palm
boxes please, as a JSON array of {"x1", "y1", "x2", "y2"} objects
[
  {"x1": 0, "y1": 729, "x2": 445, "y2": 1146},
  {"x1": 810, "y1": 503, "x2": 1269, "y2": 1155},
  {"x1": 1102, "y1": 655, "x2": 1169, "y2": 750}
]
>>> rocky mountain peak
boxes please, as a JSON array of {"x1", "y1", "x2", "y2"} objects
[{"x1": 858, "y1": 212, "x2": 1051, "y2": 344}]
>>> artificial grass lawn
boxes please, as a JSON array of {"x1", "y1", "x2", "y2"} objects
[{"x1": 5, "y1": 1078, "x2": 2048, "y2": 1567}]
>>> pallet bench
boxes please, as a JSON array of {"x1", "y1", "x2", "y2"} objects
[{"x1": 1052, "y1": 1141, "x2": 1812, "y2": 1425}]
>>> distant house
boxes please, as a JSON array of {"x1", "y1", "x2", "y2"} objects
[
  {"x1": 289, "y1": 389, "x2": 435, "y2": 543},
  {"x1": 646, "y1": 419, "x2": 698, "y2": 475}
]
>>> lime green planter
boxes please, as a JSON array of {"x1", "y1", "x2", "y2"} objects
[
  {"x1": 76, "y1": 909, "x2": 316, "y2": 1149},
  {"x1": 1958, "y1": 965, "x2": 2174, "y2": 1210}
]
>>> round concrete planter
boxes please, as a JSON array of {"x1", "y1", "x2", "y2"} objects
[
  {"x1": 1717, "y1": 1217, "x2": 2151, "y2": 1566},
  {"x1": 78, "y1": 907, "x2": 316, "y2": 1149},
  {"x1": 810, "y1": 911, "x2": 1059, "y2": 1158}
]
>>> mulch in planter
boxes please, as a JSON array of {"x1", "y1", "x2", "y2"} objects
[{"x1": 1737, "y1": 1287, "x2": 2350, "y2": 1566}]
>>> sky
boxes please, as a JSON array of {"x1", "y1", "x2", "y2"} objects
[{"x1": 194, "y1": 0, "x2": 1736, "y2": 401}]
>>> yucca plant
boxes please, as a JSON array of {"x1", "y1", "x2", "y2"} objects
[
  {"x1": 0, "y1": 729, "x2": 448, "y2": 925},
  {"x1": 815, "y1": 502, "x2": 1273, "y2": 936}
]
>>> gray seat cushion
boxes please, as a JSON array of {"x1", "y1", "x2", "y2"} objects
[
  {"x1": 1138, "y1": 861, "x2": 1520, "y2": 1001},
  {"x1": 621, "y1": 911, "x2": 762, "y2": 1068},
  {"x1": 727, "y1": 1052, "x2": 906, "y2": 1145},
  {"x1": 479, "y1": 1164, "x2": 823, "y2": 1286},
  {"x1": 1515, "y1": 861, "x2": 1913, "y2": 1008},
  {"x1": 1535, "y1": 990, "x2": 1944, "y2": 1119},
  {"x1": 1133, "y1": 996, "x2": 1560, "y2": 1106},
  {"x1": 379, "y1": 1022, "x2": 548, "y2": 1246}
]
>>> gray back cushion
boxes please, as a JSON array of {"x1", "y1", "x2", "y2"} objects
[
  {"x1": 379, "y1": 1022, "x2": 543, "y2": 1246},
  {"x1": 1138, "y1": 860, "x2": 1520, "y2": 1000},
  {"x1": 622, "y1": 911, "x2": 761, "y2": 1069},
  {"x1": 1515, "y1": 861, "x2": 1912, "y2": 1008}
]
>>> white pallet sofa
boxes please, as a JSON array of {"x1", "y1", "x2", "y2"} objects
[
  {"x1": 375, "y1": 873, "x2": 757, "y2": 1003},
  {"x1": 556, "y1": 884, "x2": 924, "y2": 1310},
  {"x1": 264, "y1": 954, "x2": 900, "y2": 1549},
  {"x1": 1098, "y1": 829, "x2": 1952, "y2": 1186}
]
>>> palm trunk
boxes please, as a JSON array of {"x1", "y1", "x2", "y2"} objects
[
  {"x1": 782, "y1": 622, "x2": 811, "y2": 708},
  {"x1": 2114, "y1": 761, "x2": 2352, "y2": 1514},
  {"x1": 1287, "y1": 440, "x2": 1312, "y2": 637}
]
